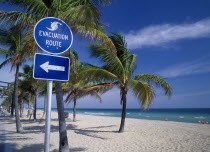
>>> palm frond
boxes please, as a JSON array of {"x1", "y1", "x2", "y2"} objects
[
  {"x1": 0, "y1": 58, "x2": 11, "y2": 69},
  {"x1": 80, "y1": 68, "x2": 119, "y2": 84},
  {"x1": 19, "y1": 64, "x2": 33, "y2": 79},
  {"x1": 72, "y1": 25, "x2": 116, "y2": 52},
  {"x1": 0, "y1": 28, "x2": 8, "y2": 37},
  {"x1": 0, "y1": 11, "x2": 38, "y2": 26},
  {"x1": 0, "y1": 49, "x2": 12, "y2": 57},
  {"x1": 128, "y1": 54, "x2": 137, "y2": 75},
  {"x1": 134, "y1": 74, "x2": 172, "y2": 97},
  {"x1": 88, "y1": 44, "x2": 125, "y2": 77},
  {"x1": 129, "y1": 80, "x2": 155, "y2": 109},
  {"x1": 69, "y1": 50, "x2": 78, "y2": 76},
  {"x1": 65, "y1": 83, "x2": 115, "y2": 103},
  {"x1": 79, "y1": 83, "x2": 116, "y2": 94},
  {"x1": 91, "y1": 91, "x2": 102, "y2": 103},
  {"x1": 4, "y1": 0, "x2": 50, "y2": 16},
  {"x1": 61, "y1": 4, "x2": 100, "y2": 26}
]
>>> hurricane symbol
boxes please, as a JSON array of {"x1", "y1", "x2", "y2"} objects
[{"x1": 46, "y1": 22, "x2": 62, "y2": 31}]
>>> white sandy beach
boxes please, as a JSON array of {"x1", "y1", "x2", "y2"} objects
[{"x1": 1, "y1": 110, "x2": 210, "y2": 152}]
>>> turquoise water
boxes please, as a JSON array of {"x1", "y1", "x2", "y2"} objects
[{"x1": 49, "y1": 108, "x2": 210, "y2": 124}]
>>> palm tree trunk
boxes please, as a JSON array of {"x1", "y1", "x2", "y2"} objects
[
  {"x1": 27, "y1": 96, "x2": 29, "y2": 108},
  {"x1": 73, "y1": 97, "x2": 76, "y2": 122},
  {"x1": 42, "y1": 94, "x2": 47, "y2": 118},
  {"x1": 119, "y1": 89, "x2": 127, "y2": 133},
  {"x1": 20, "y1": 97, "x2": 23, "y2": 118},
  {"x1": 11, "y1": 91, "x2": 15, "y2": 116},
  {"x1": 27, "y1": 96, "x2": 30, "y2": 117},
  {"x1": 33, "y1": 93, "x2": 37, "y2": 120},
  {"x1": 55, "y1": 81, "x2": 70, "y2": 152},
  {"x1": 14, "y1": 64, "x2": 23, "y2": 133}
]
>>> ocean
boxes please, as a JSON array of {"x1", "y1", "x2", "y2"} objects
[{"x1": 49, "y1": 108, "x2": 210, "y2": 124}]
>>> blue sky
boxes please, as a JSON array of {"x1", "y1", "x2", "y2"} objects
[{"x1": 0, "y1": 0, "x2": 210, "y2": 109}]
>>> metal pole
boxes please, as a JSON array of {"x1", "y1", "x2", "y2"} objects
[{"x1": 44, "y1": 80, "x2": 53, "y2": 152}]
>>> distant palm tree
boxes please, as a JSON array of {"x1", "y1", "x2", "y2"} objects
[
  {"x1": 0, "y1": 0, "x2": 114, "y2": 150},
  {"x1": 17, "y1": 85, "x2": 28, "y2": 118},
  {"x1": 82, "y1": 33, "x2": 172, "y2": 133},
  {"x1": 0, "y1": 26, "x2": 36, "y2": 133},
  {"x1": 0, "y1": 83, "x2": 14, "y2": 108},
  {"x1": 19, "y1": 65, "x2": 47, "y2": 120},
  {"x1": 63, "y1": 51, "x2": 102, "y2": 122}
]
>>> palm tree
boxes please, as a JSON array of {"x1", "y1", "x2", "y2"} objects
[
  {"x1": 0, "y1": 0, "x2": 115, "y2": 51},
  {"x1": 63, "y1": 51, "x2": 102, "y2": 122},
  {"x1": 19, "y1": 65, "x2": 47, "y2": 120},
  {"x1": 81, "y1": 33, "x2": 172, "y2": 133},
  {"x1": 0, "y1": 0, "x2": 114, "y2": 150},
  {"x1": 0, "y1": 83, "x2": 14, "y2": 111},
  {"x1": 17, "y1": 86, "x2": 28, "y2": 118},
  {"x1": 18, "y1": 65, "x2": 34, "y2": 112},
  {"x1": 0, "y1": 26, "x2": 36, "y2": 133}
]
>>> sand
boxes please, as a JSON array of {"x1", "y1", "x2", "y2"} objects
[{"x1": 1, "y1": 110, "x2": 210, "y2": 152}]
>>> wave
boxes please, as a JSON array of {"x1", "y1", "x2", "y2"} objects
[
  {"x1": 179, "y1": 116, "x2": 184, "y2": 118},
  {"x1": 83, "y1": 112, "x2": 113, "y2": 116},
  {"x1": 194, "y1": 116, "x2": 206, "y2": 119}
]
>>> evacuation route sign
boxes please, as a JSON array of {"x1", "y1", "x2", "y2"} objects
[
  {"x1": 33, "y1": 53, "x2": 70, "y2": 81},
  {"x1": 34, "y1": 17, "x2": 73, "y2": 54}
]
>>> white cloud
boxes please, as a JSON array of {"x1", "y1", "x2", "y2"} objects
[
  {"x1": 157, "y1": 56, "x2": 210, "y2": 78},
  {"x1": 125, "y1": 18, "x2": 210, "y2": 49}
]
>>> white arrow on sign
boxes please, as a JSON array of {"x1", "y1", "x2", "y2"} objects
[{"x1": 40, "y1": 61, "x2": 65, "y2": 73}]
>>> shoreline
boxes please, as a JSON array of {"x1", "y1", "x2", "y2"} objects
[
  {"x1": 1, "y1": 110, "x2": 210, "y2": 152},
  {"x1": 46, "y1": 108, "x2": 210, "y2": 124}
]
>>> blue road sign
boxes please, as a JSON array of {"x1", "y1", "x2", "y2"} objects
[
  {"x1": 33, "y1": 53, "x2": 70, "y2": 81},
  {"x1": 34, "y1": 17, "x2": 73, "y2": 54}
]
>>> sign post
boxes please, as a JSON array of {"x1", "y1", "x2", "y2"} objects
[
  {"x1": 33, "y1": 17, "x2": 73, "y2": 152},
  {"x1": 45, "y1": 80, "x2": 52, "y2": 152}
]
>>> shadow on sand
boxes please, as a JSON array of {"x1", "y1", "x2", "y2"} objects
[
  {"x1": 0, "y1": 117, "x2": 118, "y2": 151},
  {"x1": 0, "y1": 142, "x2": 87, "y2": 152},
  {"x1": 67, "y1": 124, "x2": 117, "y2": 140},
  {"x1": 0, "y1": 130, "x2": 86, "y2": 152}
]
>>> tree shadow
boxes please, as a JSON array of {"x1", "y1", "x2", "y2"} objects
[
  {"x1": 0, "y1": 129, "x2": 34, "y2": 152},
  {"x1": 52, "y1": 147, "x2": 87, "y2": 152},
  {"x1": 22, "y1": 124, "x2": 59, "y2": 134},
  {"x1": 3, "y1": 143, "x2": 44, "y2": 152},
  {"x1": 0, "y1": 126, "x2": 87, "y2": 152},
  {"x1": 0, "y1": 116, "x2": 14, "y2": 124},
  {"x1": 67, "y1": 124, "x2": 118, "y2": 140},
  {"x1": 0, "y1": 142, "x2": 87, "y2": 152},
  {"x1": 70, "y1": 147, "x2": 87, "y2": 152},
  {"x1": 0, "y1": 136, "x2": 33, "y2": 141},
  {"x1": 84, "y1": 125, "x2": 116, "y2": 129}
]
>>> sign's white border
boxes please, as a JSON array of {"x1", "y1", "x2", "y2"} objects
[
  {"x1": 33, "y1": 53, "x2": 70, "y2": 81},
  {"x1": 34, "y1": 17, "x2": 73, "y2": 55}
]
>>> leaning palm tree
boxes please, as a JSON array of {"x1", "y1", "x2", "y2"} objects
[
  {"x1": 81, "y1": 33, "x2": 172, "y2": 133},
  {"x1": 0, "y1": 26, "x2": 36, "y2": 133},
  {"x1": 0, "y1": 0, "x2": 114, "y2": 150},
  {"x1": 63, "y1": 51, "x2": 102, "y2": 122}
]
